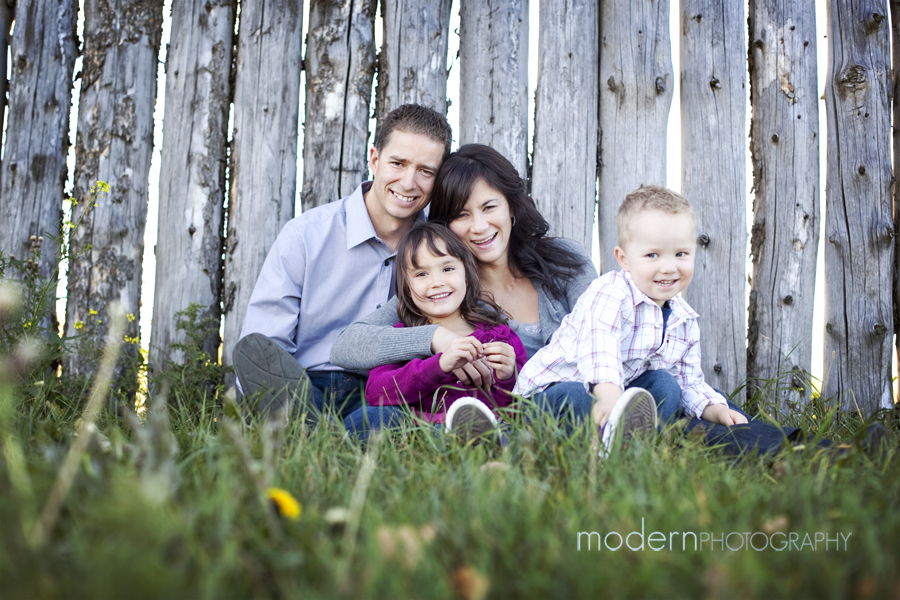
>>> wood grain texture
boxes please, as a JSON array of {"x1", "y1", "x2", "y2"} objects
[
  {"x1": 679, "y1": 0, "x2": 747, "y2": 395},
  {"x1": 459, "y1": 0, "x2": 529, "y2": 176},
  {"x1": 891, "y1": 0, "x2": 900, "y2": 402},
  {"x1": 747, "y1": 0, "x2": 819, "y2": 412},
  {"x1": 376, "y1": 0, "x2": 450, "y2": 120},
  {"x1": 65, "y1": 0, "x2": 164, "y2": 377},
  {"x1": 823, "y1": 0, "x2": 893, "y2": 415},
  {"x1": 149, "y1": 0, "x2": 234, "y2": 371},
  {"x1": 530, "y1": 0, "x2": 598, "y2": 253},
  {"x1": 597, "y1": 0, "x2": 673, "y2": 273},
  {"x1": 222, "y1": 0, "x2": 303, "y2": 368},
  {"x1": 0, "y1": 0, "x2": 77, "y2": 281},
  {"x1": 302, "y1": 0, "x2": 376, "y2": 210},
  {"x1": 0, "y1": 0, "x2": 13, "y2": 170}
]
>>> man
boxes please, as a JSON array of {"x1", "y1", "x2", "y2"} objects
[{"x1": 234, "y1": 104, "x2": 452, "y2": 421}]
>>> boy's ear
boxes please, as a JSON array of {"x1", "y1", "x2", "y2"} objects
[{"x1": 614, "y1": 246, "x2": 629, "y2": 271}]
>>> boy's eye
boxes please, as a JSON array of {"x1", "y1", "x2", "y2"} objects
[
  {"x1": 676, "y1": 251, "x2": 689, "y2": 258},
  {"x1": 646, "y1": 253, "x2": 658, "y2": 259}
]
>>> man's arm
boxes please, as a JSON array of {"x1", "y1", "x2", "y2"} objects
[{"x1": 240, "y1": 221, "x2": 308, "y2": 352}]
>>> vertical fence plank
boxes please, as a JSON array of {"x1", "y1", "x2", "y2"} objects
[
  {"x1": 530, "y1": 0, "x2": 598, "y2": 253},
  {"x1": 302, "y1": 0, "x2": 376, "y2": 211},
  {"x1": 0, "y1": 0, "x2": 77, "y2": 282},
  {"x1": 891, "y1": 0, "x2": 900, "y2": 402},
  {"x1": 65, "y1": 0, "x2": 164, "y2": 378},
  {"x1": 148, "y1": 0, "x2": 234, "y2": 372},
  {"x1": 376, "y1": 0, "x2": 450, "y2": 121},
  {"x1": 597, "y1": 0, "x2": 673, "y2": 272},
  {"x1": 679, "y1": 1, "x2": 746, "y2": 395},
  {"x1": 823, "y1": 0, "x2": 893, "y2": 415},
  {"x1": 747, "y1": 0, "x2": 819, "y2": 411},
  {"x1": 459, "y1": 0, "x2": 529, "y2": 176},
  {"x1": 0, "y1": 0, "x2": 14, "y2": 163},
  {"x1": 222, "y1": 0, "x2": 303, "y2": 370}
]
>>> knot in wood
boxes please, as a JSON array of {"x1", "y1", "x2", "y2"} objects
[
  {"x1": 188, "y1": 225, "x2": 196, "y2": 235},
  {"x1": 709, "y1": 78, "x2": 722, "y2": 90},
  {"x1": 873, "y1": 322, "x2": 887, "y2": 336},
  {"x1": 837, "y1": 65, "x2": 867, "y2": 95},
  {"x1": 607, "y1": 75, "x2": 617, "y2": 92},
  {"x1": 858, "y1": 165, "x2": 866, "y2": 175},
  {"x1": 655, "y1": 76, "x2": 666, "y2": 95},
  {"x1": 771, "y1": 134, "x2": 779, "y2": 143},
  {"x1": 713, "y1": 363, "x2": 723, "y2": 373},
  {"x1": 783, "y1": 295, "x2": 793, "y2": 305},
  {"x1": 697, "y1": 232, "x2": 710, "y2": 247},
  {"x1": 15, "y1": 54, "x2": 27, "y2": 71},
  {"x1": 825, "y1": 322, "x2": 834, "y2": 334},
  {"x1": 873, "y1": 12, "x2": 885, "y2": 23}
]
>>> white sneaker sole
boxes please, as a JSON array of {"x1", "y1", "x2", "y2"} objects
[
  {"x1": 445, "y1": 397, "x2": 498, "y2": 442},
  {"x1": 600, "y1": 388, "x2": 657, "y2": 457}
]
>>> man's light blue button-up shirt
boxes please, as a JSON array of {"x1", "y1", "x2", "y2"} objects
[{"x1": 239, "y1": 181, "x2": 424, "y2": 372}]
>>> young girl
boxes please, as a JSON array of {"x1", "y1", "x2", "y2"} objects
[{"x1": 365, "y1": 222, "x2": 527, "y2": 437}]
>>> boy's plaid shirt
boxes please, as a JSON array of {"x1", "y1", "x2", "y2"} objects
[{"x1": 513, "y1": 270, "x2": 726, "y2": 418}]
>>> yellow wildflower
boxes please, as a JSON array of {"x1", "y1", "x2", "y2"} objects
[
  {"x1": 266, "y1": 487, "x2": 301, "y2": 520},
  {"x1": 74, "y1": 320, "x2": 84, "y2": 330},
  {"x1": 97, "y1": 181, "x2": 110, "y2": 193},
  {"x1": 126, "y1": 313, "x2": 136, "y2": 322},
  {"x1": 89, "y1": 309, "x2": 98, "y2": 315}
]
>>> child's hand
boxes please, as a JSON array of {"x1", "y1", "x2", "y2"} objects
[
  {"x1": 439, "y1": 337, "x2": 484, "y2": 373},
  {"x1": 591, "y1": 383, "x2": 623, "y2": 428},
  {"x1": 701, "y1": 403, "x2": 748, "y2": 426},
  {"x1": 484, "y1": 342, "x2": 516, "y2": 381}
]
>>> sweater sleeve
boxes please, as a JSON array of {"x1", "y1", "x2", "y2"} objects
[
  {"x1": 483, "y1": 324, "x2": 528, "y2": 396},
  {"x1": 330, "y1": 296, "x2": 439, "y2": 371},
  {"x1": 365, "y1": 354, "x2": 454, "y2": 407}
]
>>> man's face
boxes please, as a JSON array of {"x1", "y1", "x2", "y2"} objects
[
  {"x1": 367, "y1": 130, "x2": 446, "y2": 224},
  {"x1": 614, "y1": 209, "x2": 696, "y2": 307}
]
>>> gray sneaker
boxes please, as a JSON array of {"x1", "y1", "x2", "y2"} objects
[
  {"x1": 599, "y1": 388, "x2": 657, "y2": 458},
  {"x1": 233, "y1": 333, "x2": 309, "y2": 420},
  {"x1": 445, "y1": 397, "x2": 499, "y2": 445}
]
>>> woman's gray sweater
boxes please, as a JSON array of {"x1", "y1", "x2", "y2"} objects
[{"x1": 329, "y1": 238, "x2": 598, "y2": 372}]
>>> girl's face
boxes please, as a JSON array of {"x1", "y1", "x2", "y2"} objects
[
  {"x1": 448, "y1": 178, "x2": 513, "y2": 268},
  {"x1": 406, "y1": 238, "x2": 468, "y2": 323}
]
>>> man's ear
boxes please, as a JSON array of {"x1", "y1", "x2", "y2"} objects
[
  {"x1": 368, "y1": 146, "x2": 379, "y2": 175},
  {"x1": 614, "y1": 245, "x2": 629, "y2": 271}
]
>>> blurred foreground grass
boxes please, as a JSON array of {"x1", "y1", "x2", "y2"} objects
[{"x1": 1, "y1": 376, "x2": 898, "y2": 599}]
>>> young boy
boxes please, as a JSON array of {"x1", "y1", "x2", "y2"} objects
[{"x1": 515, "y1": 186, "x2": 785, "y2": 454}]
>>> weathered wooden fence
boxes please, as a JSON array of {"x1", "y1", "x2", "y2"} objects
[{"x1": 0, "y1": 0, "x2": 896, "y2": 416}]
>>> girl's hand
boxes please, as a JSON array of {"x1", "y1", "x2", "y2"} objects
[
  {"x1": 700, "y1": 403, "x2": 748, "y2": 426},
  {"x1": 439, "y1": 337, "x2": 484, "y2": 373},
  {"x1": 484, "y1": 342, "x2": 516, "y2": 381}
]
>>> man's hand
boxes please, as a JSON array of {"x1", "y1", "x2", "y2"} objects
[
  {"x1": 700, "y1": 403, "x2": 748, "y2": 426},
  {"x1": 591, "y1": 382, "x2": 623, "y2": 428},
  {"x1": 484, "y1": 342, "x2": 516, "y2": 381},
  {"x1": 438, "y1": 337, "x2": 484, "y2": 373}
]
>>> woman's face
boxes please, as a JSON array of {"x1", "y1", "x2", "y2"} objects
[{"x1": 448, "y1": 178, "x2": 513, "y2": 268}]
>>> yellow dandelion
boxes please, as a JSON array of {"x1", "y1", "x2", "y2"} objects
[{"x1": 266, "y1": 487, "x2": 301, "y2": 520}]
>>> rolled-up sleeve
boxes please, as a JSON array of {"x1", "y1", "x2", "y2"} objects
[{"x1": 676, "y1": 319, "x2": 727, "y2": 417}]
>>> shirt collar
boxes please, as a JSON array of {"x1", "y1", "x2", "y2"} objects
[
  {"x1": 621, "y1": 271, "x2": 699, "y2": 320},
  {"x1": 346, "y1": 182, "x2": 377, "y2": 250},
  {"x1": 345, "y1": 181, "x2": 428, "y2": 250}
]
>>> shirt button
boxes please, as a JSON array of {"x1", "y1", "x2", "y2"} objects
[
  {"x1": 383, "y1": 259, "x2": 390, "y2": 266},
  {"x1": 376, "y1": 304, "x2": 382, "y2": 309}
]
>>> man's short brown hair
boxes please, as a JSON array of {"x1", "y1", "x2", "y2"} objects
[
  {"x1": 617, "y1": 185, "x2": 696, "y2": 247},
  {"x1": 374, "y1": 104, "x2": 453, "y2": 157}
]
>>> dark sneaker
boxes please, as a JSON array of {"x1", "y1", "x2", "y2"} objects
[
  {"x1": 233, "y1": 333, "x2": 310, "y2": 421},
  {"x1": 600, "y1": 388, "x2": 657, "y2": 458},
  {"x1": 445, "y1": 397, "x2": 499, "y2": 445}
]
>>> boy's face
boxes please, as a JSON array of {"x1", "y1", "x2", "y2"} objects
[
  {"x1": 367, "y1": 130, "x2": 445, "y2": 224},
  {"x1": 614, "y1": 209, "x2": 696, "y2": 307}
]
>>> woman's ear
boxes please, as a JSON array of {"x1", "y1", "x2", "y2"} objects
[{"x1": 614, "y1": 246, "x2": 629, "y2": 271}]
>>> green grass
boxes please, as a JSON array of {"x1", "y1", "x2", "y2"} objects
[{"x1": 1, "y1": 379, "x2": 898, "y2": 599}]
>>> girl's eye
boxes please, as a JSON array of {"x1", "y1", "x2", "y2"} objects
[
  {"x1": 443, "y1": 266, "x2": 455, "y2": 272},
  {"x1": 414, "y1": 271, "x2": 427, "y2": 278}
]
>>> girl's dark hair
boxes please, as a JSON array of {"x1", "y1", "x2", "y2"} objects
[
  {"x1": 428, "y1": 144, "x2": 587, "y2": 301},
  {"x1": 395, "y1": 222, "x2": 507, "y2": 328}
]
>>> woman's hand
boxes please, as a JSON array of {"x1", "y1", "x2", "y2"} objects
[
  {"x1": 438, "y1": 337, "x2": 484, "y2": 373},
  {"x1": 484, "y1": 342, "x2": 516, "y2": 381}
]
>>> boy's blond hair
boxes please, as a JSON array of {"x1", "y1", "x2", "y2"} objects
[{"x1": 616, "y1": 185, "x2": 696, "y2": 247}]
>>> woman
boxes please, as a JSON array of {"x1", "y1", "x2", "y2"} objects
[{"x1": 331, "y1": 144, "x2": 598, "y2": 425}]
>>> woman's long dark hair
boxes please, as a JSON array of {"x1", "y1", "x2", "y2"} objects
[
  {"x1": 395, "y1": 222, "x2": 507, "y2": 328},
  {"x1": 428, "y1": 144, "x2": 587, "y2": 301}
]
